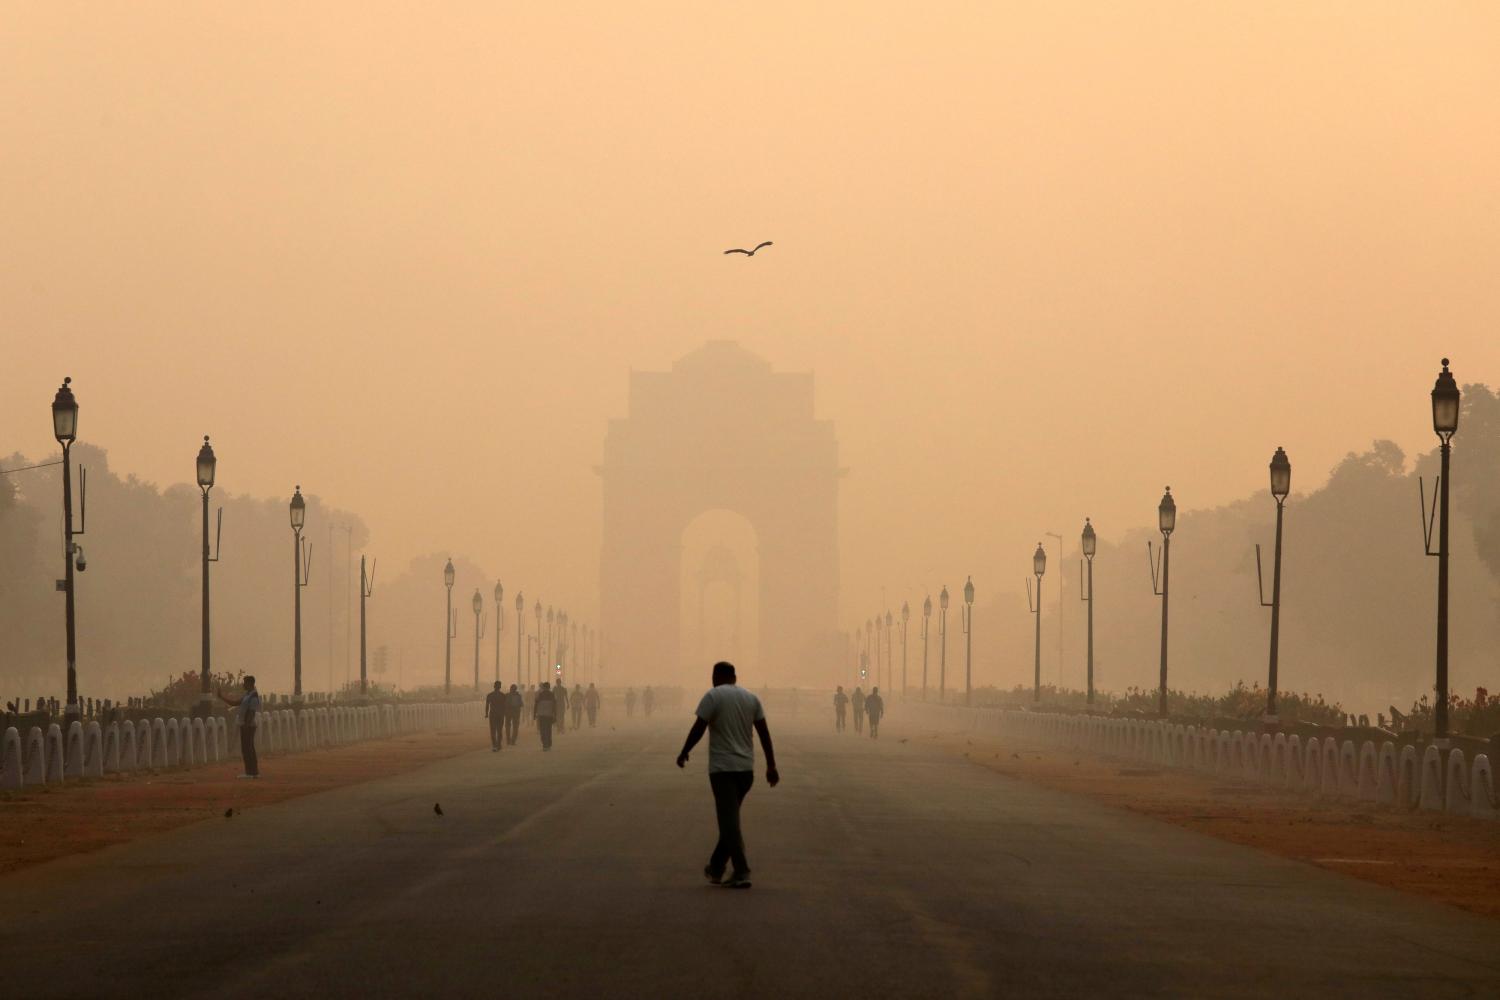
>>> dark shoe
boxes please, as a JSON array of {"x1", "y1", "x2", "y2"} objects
[
  {"x1": 723, "y1": 870, "x2": 752, "y2": 888},
  {"x1": 703, "y1": 865, "x2": 723, "y2": 885}
]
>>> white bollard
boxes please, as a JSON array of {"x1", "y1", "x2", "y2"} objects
[
  {"x1": 1337, "y1": 741, "x2": 1359, "y2": 799},
  {"x1": 46, "y1": 724, "x2": 65, "y2": 783},
  {"x1": 1319, "y1": 738, "x2": 1340, "y2": 797},
  {"x1": 65, "y1": 721, "x2": 84, "y2": 778},
  {"x1": 104, "y1": 722, "x2": 121, "y2": 773},
  {"x1": 1356, "y1": 742, "x2": 1379, "y2": 801},
  {"x1": 120, "y1": 721, "x2": 138, "y2": 771},
  {"x1": 83, "y1": 721, "x2": 104, "y2": 778},
  {"x1": 152, "y1": 718, "x2": 168, "y2": 768},
  {"x1": 1375, "y1": 742, "x2": 1398, "y2": 805},
  {"x1": 1419, "y1": 745, "x2": 1444, "y2": 811},
  {"x1": 25, "y1": 726, "x2": 47, "y2": 785},
  {"x1": 193, "y1": 717, "x2": 208, "y2": 764},
  {"x1": 1444, "y1": 749, "x2": 1470, "y2": 814},
  {"x1": 165, "y1": 718, "x2": 182, "y2": 767},
  {"x1": 1, "y1": 727, "x2": 21, "y2": 790}
]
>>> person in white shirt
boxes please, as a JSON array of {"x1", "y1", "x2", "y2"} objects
[{"x1": 675, "y1": 661, "x2": 779, "y2": 888}]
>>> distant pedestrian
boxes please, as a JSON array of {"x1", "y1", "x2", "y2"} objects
[
  {"x1": 216, "y1": 675, "x2": 261, "y2": 779},
  {"x1": 852, "y1": 686, "x2": 866, "y2": 734},
  {"x1": 833, "y1": 686, "x2": 849, "y2": 732},
  {"x1": 865, "y1": 686, "x2": 884, "y2": 739},
  {"x1": 584, "y1": 683, "x2": 601, "y2": 727},
  {"x1": 643, "y1": 686, "x2": 656, "y2": 718},
  {"x1": 485, "y1": 681, "x2": 506, "y2": 752},
  {"x1": 676, "y1": 661, "x2": 778, "y2": 889},
  {"x1": 534, "y1": 682, "x2": 557, "y2": 750},
  {"x1": 524, "y1": 685, "x2": 535, "y2": 728},
  {"x1": 626, "y1": 688, "x2": 638, "y2": 717},
  {"x1": 505, "y1": 684, "x2": 523, "y2": 745},
  {"x1": 555, "y1": 683, "x2": 570, "y2": 735},
  {"x1": 571, "y1": 684, "x2": 585, "y2": 730}
]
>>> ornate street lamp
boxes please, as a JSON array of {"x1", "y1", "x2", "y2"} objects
[
  {"x1": 443, "y1": 558, "x2": 456, "y2": 695},
  {"x1": 472, "y1": 589, "x2": 485, "y2": 691},
  {"x1": 493, "y1": 582, "x2": 505, "y2": 683},
  {"x1": 884, "y1": 609, "x2": 894, "y2": 693},
  {"x1": 900, "y1": 601, "x2": 910, "y2": 698},
  {"x1": 515, "y1": 590, "x2": 525, "y2": 686},
  {"x1": 290, "y1": 487, "x2": 310, "y2": 700},
  {"x1": 533, "y1": 600, "x2": 543, "y2": 686},
  {"x1": 1148, "y1": 487, "x2": 1176, "y2": 717},
  {"x1": 359, "y1": 554, "x2": 376, "y2": 695},
  {"x1": 1423, "y1": 359, "x2": 1461, "y2": 742},
  {"x1": 52, "y1": 378, "x2": 86, "y2": 721},
  {"x1": 1255, "y1": 448, "x2": 1291, "y2": 724},
  {"x1": 1080, "y1": 518, "x2": 1096, "y2": 706},
  {"x1": 938, "y1": 585, "x2": 950, "y2": 703},
  {"x1": 921, "y1": 595, "x2": 932, "y2": 701},
  {"x1": 1027, "y1": 546, "x2": 1046, "y2": 701},
  {"x1": 961, "y1": 577, "x2": 975, "y2": 706},
  {"x1": 196, "y1": 437, "x2": 222, "y2": 714}
]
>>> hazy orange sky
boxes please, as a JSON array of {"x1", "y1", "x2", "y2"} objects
[{"x1": 4, "y1": 3, "x2": 1498, "y2": 633}]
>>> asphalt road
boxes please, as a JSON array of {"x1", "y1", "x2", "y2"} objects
[{"x1": 3, "y1": 710, "x2": 1499, "y2": 999}]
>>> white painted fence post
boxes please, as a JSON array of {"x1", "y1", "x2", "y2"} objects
[
  {"x1": 64, "y1": 721, "x2": 84, "y2": 778},
  {"x1": 1, "y1": 727, "x2": 21, "y2": 790},
  {"x1": 46, "y1": 724, "x2": 65, "y2": 783},
  {"x1": 83, "y1": 721, "x2": 104, "y2": 778}
]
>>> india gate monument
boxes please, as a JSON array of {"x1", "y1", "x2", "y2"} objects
[{"x1": 599, "y1": 341, "x2": 842, "y2": 688}]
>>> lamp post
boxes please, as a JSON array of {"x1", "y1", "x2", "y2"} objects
[
  {"x1": 1424, "y1": 359, "x2": 1461, "y2": 743},
  {"x1": 1255, "y1": 449, "x2": 1291, "y2": 724},
  {"x1": 900, "y1": 601, "x2": 910, "y2": 698},
  {"x1": 196, "y1": 436, "x2": 221, "y2": 715},
  {"x1": 864, "y1": 618, "x2": 873, "y2": 685},
  {"x1": 1027, "y1": 546, "x2": 1045, "y2": 701},
  {"x1": 493, "y1": 582, "x2": 505, "y2": 683},
  {"x1": 515, "y1": 591, "x2": 525, "y2": 686},
  {"x1": 290, "y1": 487, "x2": 310, "y2": 700},
  {"x1": 51, "y1": 378, "x2": 85, "y2": 722},
  {"x1": 961, "y1": 578, "x2": 974, "y2": 706},
  {"x1": 938, "y1": 586, "x2": 949, "y2": 703},
  {"x1": 1148, "y1": 487, "x2": 1176, "y2": 717},
  {"x1": 1046, "y1": 531, "x2": 1064, "y2": 685},
  {"x1": 359, "y1": 555, "x2": 376, "y2": 696},
  {"x1": 533, "y1": 601, "x2": 542, "y2": 686},
  {"x1": 921, "y1": 595, "x2": 931, "y2": 701},
  {"x1": 546, "y1": 606, "x2": 555, "y2": 676},
  {"x1": 443, "y1": 559, "x2": 456, "y2": 696},
  {"x1": 1080, "y1": 518, "x2": 1096, "y2": 706},
  {"x1": 471, "y1": 589, "x2": 485, "y2": 691},
  {"x1": 883, "y1": 610, "x2": 893, "y2": 692}
]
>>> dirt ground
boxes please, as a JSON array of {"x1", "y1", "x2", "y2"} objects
[
  {"x1": 0, "y1": 728, "x2": 485, "y2": 877},
  {"x1": 925, "y1": 728, "x2": 1500, "y2": 920}
]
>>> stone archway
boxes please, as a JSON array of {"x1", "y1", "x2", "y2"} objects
[{"x1": 599, "y1": 341, "x2": 841, "y2": 687}]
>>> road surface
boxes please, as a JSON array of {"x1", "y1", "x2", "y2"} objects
[{"x1": 2, "y1": 711, "x2": 1498, "y2": 998}]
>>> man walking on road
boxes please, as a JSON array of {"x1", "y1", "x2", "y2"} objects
[
  {"x1": 865, "y1": 686, "x2": 884, "y2": 739},
  {"x1": 216, "y1": 675, "x2": 261, "y2": 779},
  {"x1": 571, "y1": 683, "x2": 585, "y2": 730},
  {"x1": 676, "y1": 661, "x2": 779, "y2": 889},
  {"x1": 505, "y1": 684, "x2": 523, "y2": 745},
  {"x1": 643, "y1": 686, "x2": 655, "y2": 717},
  {"x1": 555, "y1": 682, "x2": 570, "y2": 735},
  {"x1": 584, "y1": 683, "x2": 601, "y2": 727},
  {"x1": 485, "y1": 681, "x2": 506, "y2": 752},
  {"x1": 534, "y1": 682, "x2": 557, "y2": 750},
  {"x1": 833, "y1": 685, "x2": 848, "y2": 732},
  {"x1": 852, "y1": 686, "x2": 866, "y2": 734}
]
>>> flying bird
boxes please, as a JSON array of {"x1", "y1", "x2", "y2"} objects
[
  {"x1": 724, "y1": 241, "x2": 773, "y2": 256},
  {"x1": 433, "y1": 803, "x2": 444, "y2": 817}
]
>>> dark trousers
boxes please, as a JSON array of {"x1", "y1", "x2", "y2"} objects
[
  {"x1": 505, "y1": 713, "x2": 520, "y2": 744},
  {"x1": 868, "y1": 714, "x2": 881, "y2": 738},
  {"x1": 836, "y1": 707, "x2": 846, "y2": 731},
  {"x1": 572, "y1": 707, "x2": 583, "y2": 729},
  {"x1": 538, "y1": 718, "x2": 553, "y2": 749},
  {"x1": 587, "y1": 707, "x2": 598, "y2": 727},
  {"x1": 708, "y1": 770, "x2": 755, "y2": 876},
  {"x1": 240, "y1": 726, "x2": 259, "y2": 776},
  {"x1": 854, "y1": 710, "x2": 864, "y2": 733},
  {"x1": 488, "y1": 716, "x2": 504, "y2": 750}
]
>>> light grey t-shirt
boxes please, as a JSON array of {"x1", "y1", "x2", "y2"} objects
[{"x1": 695, "y1": 684, "x2": 765, "y2": 774}]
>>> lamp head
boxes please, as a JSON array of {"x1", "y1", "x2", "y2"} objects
[
  {"x1": 964, "y1": 576, "x2": 975, "y2": 605},
  {"x1": 289, "y1": 486, "x2": 306, "y2": 530},
  {"x1": 1033, "y1": 544, "x2": 1047, "y2": 578},
  {"x1": 1269, "y1": 447, "x2": 1291, "y2": 501},
  {"x1": 443, "y1": 558, "x2": 455, "y2": 588},
  {"x1": 901, "y1": 600, "x2": 910, "y2": 622},
  {"x1": 196, "y1": 436, "x2": 217, "y2": 489},
  {"x1": 1081, "y1": 517, "x2": 1096, "y2": 559},
  {"x1": 472, "y1": 589, "x2": 483, "y2": 614},
  {"x1": 51, "y1": 377, "x2": 78, "y2": 444},
  {"x1": 494, "y1": 581, "x2": 503, "y2": 603},
  {"x1": 1432, "y1": 358, "x2": 1460, "y2": 441},
  {"x1": 1158, "y1": 487, "x2": 1176, "y2": 536},
  {"x1": 939, "y1": 586, "x2": 949, "y2": 611}
]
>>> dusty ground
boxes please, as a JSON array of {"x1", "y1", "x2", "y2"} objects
[
  {"x1": 0, "y1": 727, "x2": 486, "y2": 877},
  {"x1": 924, "y1": 727, "x2": 1500, "y2": 919}
]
